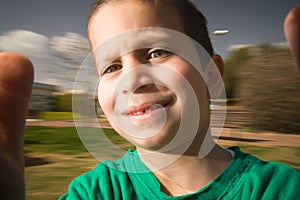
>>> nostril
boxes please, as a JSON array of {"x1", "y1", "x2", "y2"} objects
[{"x1": 134, "y1": 83, "x2": 155, "y2": 93}]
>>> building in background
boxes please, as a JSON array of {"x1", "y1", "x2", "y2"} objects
[{"x1": 28, "y1": 82, "x2": 58, "y2": 116}]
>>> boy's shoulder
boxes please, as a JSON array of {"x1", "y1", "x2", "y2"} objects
[
  {"x1": 59, "y1": 150, "x2": 139, "y2": 200},
  {"x1": 74, "y1": 149, "x2": 141, "y2": 182},
  {"x1": 230, "y1": 146, "x2": 300, "y2": 199},
  {"x1": 233, "y1": 146, "x2": 299, "y2": 177}
]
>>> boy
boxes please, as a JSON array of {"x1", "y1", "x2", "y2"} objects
[
  {"x1": 0, "y1": 0, "x2": 299, "y2": 199},
  {"x1": 61, "y1": 0, "x2": 300, "y2": 199}
]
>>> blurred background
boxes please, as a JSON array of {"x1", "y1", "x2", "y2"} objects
[{"x1": 1, "y1": 0, "x2": 299, "y2": 199}]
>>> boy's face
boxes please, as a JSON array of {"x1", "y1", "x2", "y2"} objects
[{"x1": 88, "y1": 0, "x2": 211, "y2": 151}]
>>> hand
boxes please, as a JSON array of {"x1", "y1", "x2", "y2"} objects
[
  {"x1": 0, "y1": 52, "x2": 34, "y2": 200},
  {"x1": 284, "y1": 5, "x2": 300, "y2": 69}
]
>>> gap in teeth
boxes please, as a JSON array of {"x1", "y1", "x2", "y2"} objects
[
  {"x1": 130, "y1": 105, "x2": 162, "y2": 116},
  {"x1": 132, "y1": 108, "x2": 150, "y2": 115}
]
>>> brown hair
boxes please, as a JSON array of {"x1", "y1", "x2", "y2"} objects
[{"x1": 87, "y1": 0, "x2": 214, "y2": 56}]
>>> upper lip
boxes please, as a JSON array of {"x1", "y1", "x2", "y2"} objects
[{"x1": 122, "y1": 98, "x2": 172, "y2": 116}]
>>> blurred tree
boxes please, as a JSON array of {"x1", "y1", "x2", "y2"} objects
[
  {"x1": 55, "y1": 93, "x2": 73, "y2": 112},
  {"x1": 234, "y1": 44, "x2": 300, "y2": 133},
  {"x1": 224, "y1": 48, "x2": 249, "y2": 102}
]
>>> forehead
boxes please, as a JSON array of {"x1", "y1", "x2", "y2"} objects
[{"x1": 88, "y1": 0, "x2": 185, "y2": 49}]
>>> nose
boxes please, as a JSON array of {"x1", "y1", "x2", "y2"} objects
[{"x1": 121, "y1": 53, "x2": 154, "y2": 94}]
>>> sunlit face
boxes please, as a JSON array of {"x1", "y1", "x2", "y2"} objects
[{"x1": 88, "y1": 0, "x2": 210, "y2": 151}]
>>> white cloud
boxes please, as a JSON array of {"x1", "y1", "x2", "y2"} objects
[
  {"x1": 227, "y1": 44, "x2": 256, "y2": 52},
  {"x1": 50, "y1": 32, "x2": 90, "y2": 65},
  {"x1": 51, "y1": 32, "x2": 90, "y2": 54},
  {"x1": 0, "y1": 29, "x2": 91, "y2": 89},
  {"x1": 0, "y1": 29, "x2": 49, "y2": 57}
]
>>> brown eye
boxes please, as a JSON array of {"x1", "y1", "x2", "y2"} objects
[
  {"x1": 147, "y1": 49, "x2": 171, "y2": 60},
  {"x1": 102, "y1": 63, "x2": 122, "y2": 75}
]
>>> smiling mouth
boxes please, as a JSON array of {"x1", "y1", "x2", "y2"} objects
[{"x1": 123, "y1": 99, "x2": 172, "y2": 117}]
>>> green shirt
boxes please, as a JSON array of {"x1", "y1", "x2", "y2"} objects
[{"x1": 59, "y1": 147, "x2": 300, "y2": 199}]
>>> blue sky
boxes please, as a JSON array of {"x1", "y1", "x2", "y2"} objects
[
  {"x1": 0, "y1": 0, "x2": 298, "y2": 87},
  {"x1": 194, "y1": 1, "x2": 299, "y2": 56}
]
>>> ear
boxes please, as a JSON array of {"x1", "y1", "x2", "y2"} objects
[
  {"x1": 206, "y1": 54, "x2": 225, "y2": 99},
  {"x1": 212, "y1": 54, "x2": 225, "y2": 79}
]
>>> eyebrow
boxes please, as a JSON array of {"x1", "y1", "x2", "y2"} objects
[
  {"x1": 92, "y1": 27, "x2": 208, "y2": 80},
  {"x1": 93, "y1": 28, "x2": 175, "y2": 73}
]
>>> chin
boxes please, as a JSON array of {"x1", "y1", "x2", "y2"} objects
[
  {"x1": 134, "y1": 123, "x2": 181, "y2": 152},
  {"x1": 117, "y1": 132, "x2": 167, "y2": 151}
]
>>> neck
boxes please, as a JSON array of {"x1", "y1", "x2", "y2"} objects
[{"x1": 137, "y1": 143, "x2": 232, "y2": 196}]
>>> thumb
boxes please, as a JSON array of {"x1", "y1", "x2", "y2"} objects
[
  {"x1": 284, "y1": 5, "x2": 300, "y2": 69},
  {"x1": 0, "y1": 52, "x2": 34, "y2": 200}
]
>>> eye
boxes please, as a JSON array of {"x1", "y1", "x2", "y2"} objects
[
  {"x1": 102, "y1": 63, "x2": 122, "y2": 75},
  {"x1": 147, "y1": 49, "x2": 171, "y2": 60}
]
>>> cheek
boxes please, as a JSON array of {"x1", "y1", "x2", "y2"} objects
[
  {"x1": 174, "y1": 62, "x2": 208, "y2": 98},
  {"x1": 174, "y1": 63, "x2": 210, "y2": 119},
  {"x1": 98, "y1": 81, "x2": 113, "y2": 117}
]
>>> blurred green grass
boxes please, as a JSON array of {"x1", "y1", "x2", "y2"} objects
[
  {"x1": 25, "y1": 127, "x2": 134, "y2": 154},
  {"x1": 38, "y1": 112, "x2": 90, "y2": 121},
  {"x1": 25, "y1": 126, "x2": 300, "y2": 200},
  {"x1": 38, "y1": 112, "x2": 74, "y2": 120},
  {"x1": 25, "y1": 127, "x2": 84, "y2": 154}
]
